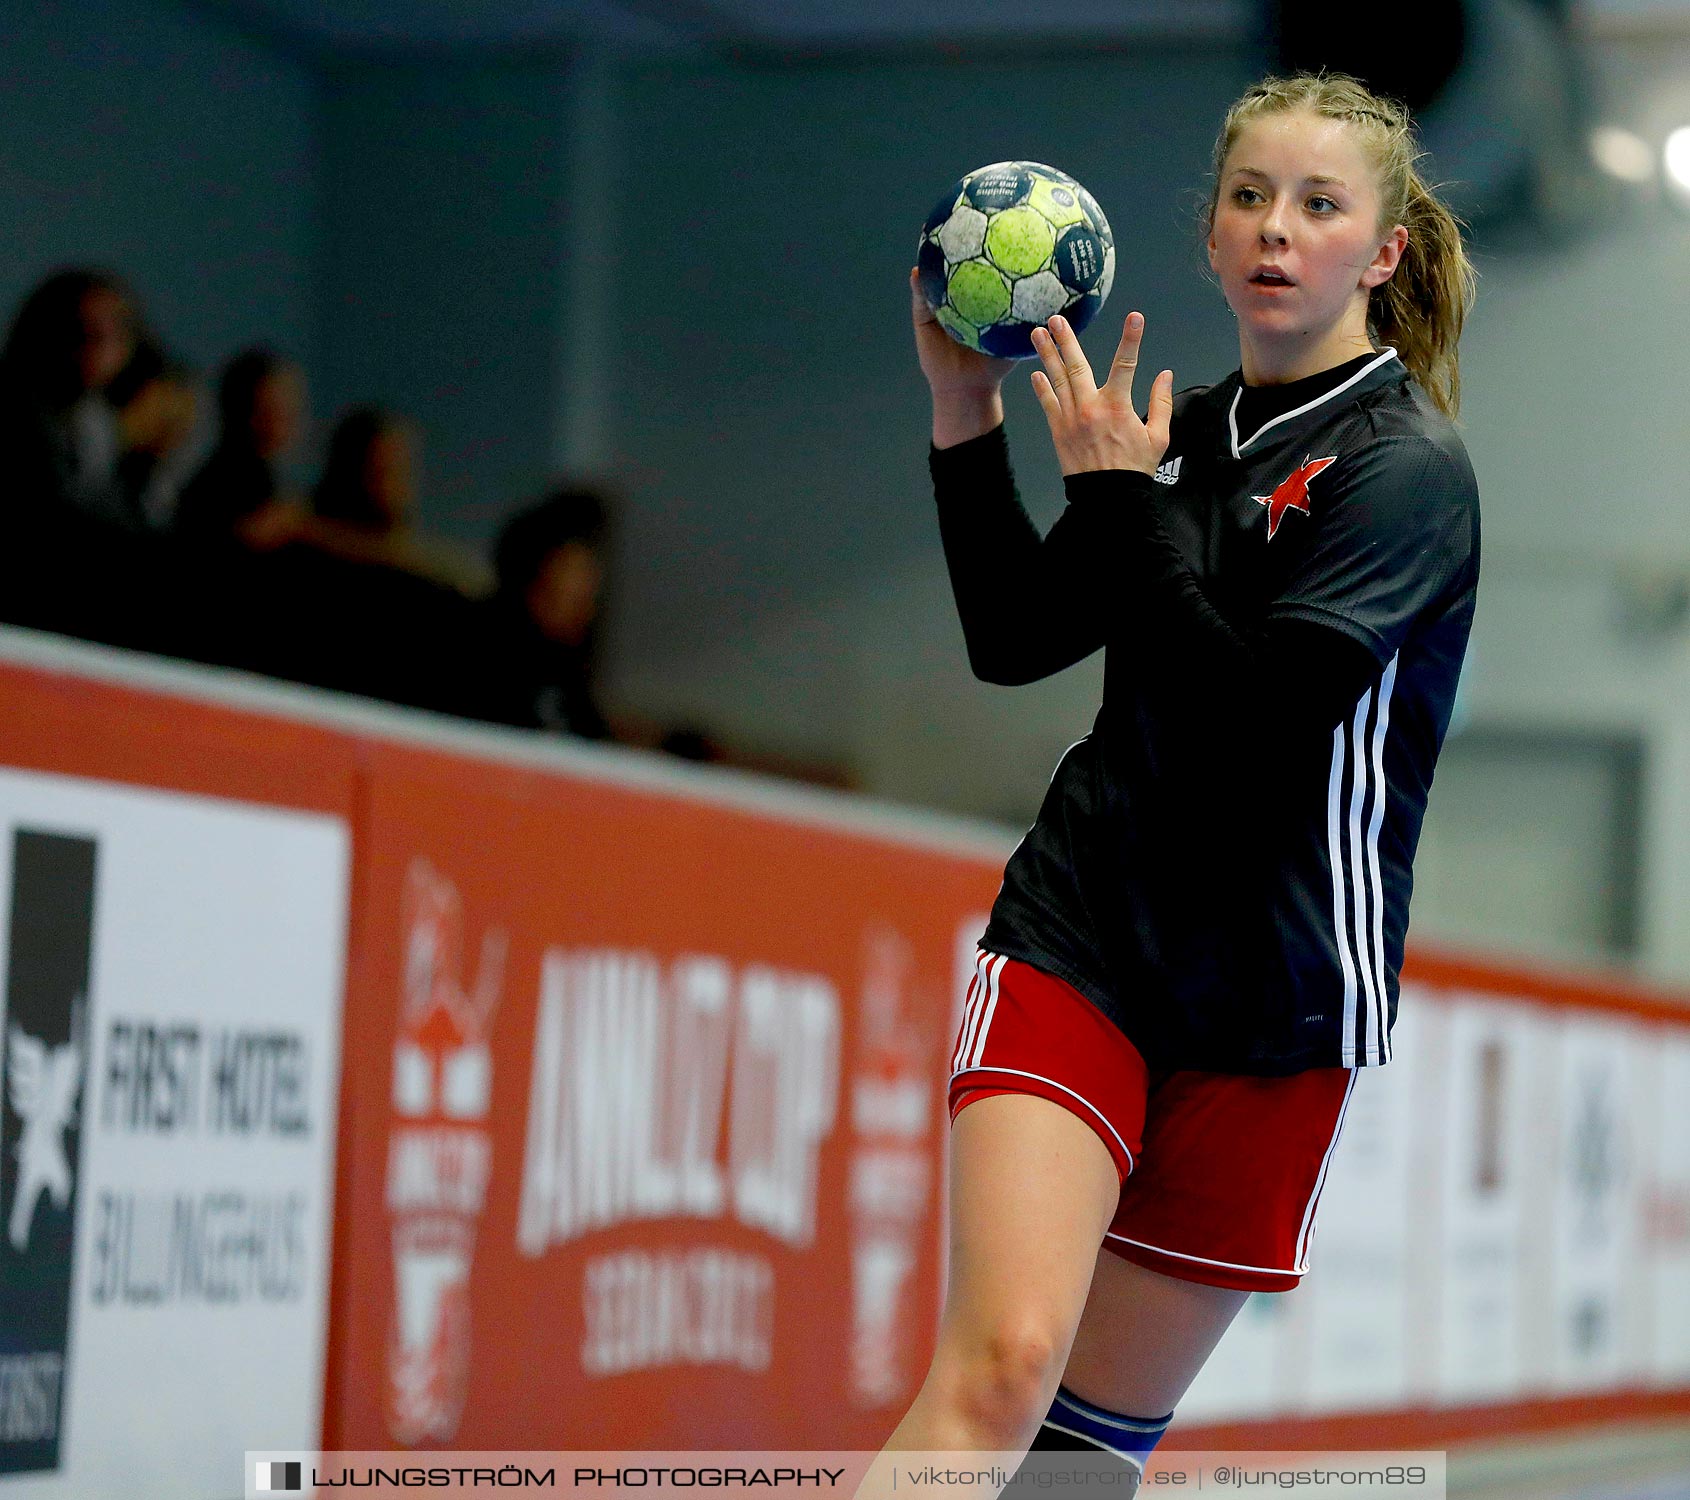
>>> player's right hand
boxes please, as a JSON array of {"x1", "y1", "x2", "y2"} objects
[{"x1": 910, "y1": 267, "x2": 1017, "y2": 397}]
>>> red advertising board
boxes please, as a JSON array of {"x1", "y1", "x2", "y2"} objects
[
  {"x1": 322, "y1": 739, "x2": 1002, "y2": 1449},
  {"x1": 0, "y1": 657, "x2": 357, "y2": 818},
  {"x1": 4, "y1": 637, "x2": 1688, "y2": 1464}
]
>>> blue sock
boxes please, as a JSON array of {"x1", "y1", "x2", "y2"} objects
[{"x1": 1029, "y1": 1384, "x2": 1174, "y2": 1474}]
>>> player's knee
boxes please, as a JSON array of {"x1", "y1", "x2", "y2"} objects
[{"x1": 944, "y1": 1318, "x2": 1065, "y2": 1446}]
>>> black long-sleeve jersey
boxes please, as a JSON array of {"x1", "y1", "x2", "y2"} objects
[{"x1": 933, "y1": 349, "x2": 1479, "y2": 1075}]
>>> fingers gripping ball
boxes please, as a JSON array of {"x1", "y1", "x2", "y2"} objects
[{"x1": 917, "y1": 161, "x2": 1116, "y2": 359}]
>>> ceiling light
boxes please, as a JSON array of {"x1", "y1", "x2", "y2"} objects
[
  {"x1": 1665, "y1": 127, "x2": 1690, "y2": 192},
  {"x1": 1589, "y1": 125, "x2": 1654, "y2": 184}
]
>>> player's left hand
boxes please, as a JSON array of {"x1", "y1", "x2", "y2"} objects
[{"x1": 1030, "y1": 311, "x2": 1173, "y2": 477}]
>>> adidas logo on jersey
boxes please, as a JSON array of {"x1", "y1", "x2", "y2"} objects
[{"x1": 1153, "y1": 455, "x2": 1182, "y2": 486}]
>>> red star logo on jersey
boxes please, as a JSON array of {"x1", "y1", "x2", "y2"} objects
[{"x1": 1254, "y1": 454, "x2": 1338, "y2": 540}]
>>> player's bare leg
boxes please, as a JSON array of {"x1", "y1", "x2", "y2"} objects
[
  {"x1": 856, "y1": 1092, "x2": 1117, "y2": 1497},
  {"x1": 1060, "y1": 1248, "x2": 1251, "y2": 1418}
]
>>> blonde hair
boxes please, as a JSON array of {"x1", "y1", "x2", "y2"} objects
[{"x1": 1206, "y1": 72, "x2": 1476, "y2": 419}]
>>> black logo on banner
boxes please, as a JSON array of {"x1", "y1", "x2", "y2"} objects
[{"x1": 0, "y1": 830, "x2": 97, "y2": 1475}]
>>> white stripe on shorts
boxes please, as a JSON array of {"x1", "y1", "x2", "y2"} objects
[
  {"x1": 952, "y1": 948, "x2": 1005, "y2": 1073},
  {"x1": 1294, "y1": 1066, "x2": 1359, "y2": 1271},
  {"x1": 951, "y1": 952, "x2": 986, "y2": 1073},
  {"x1": 967, "y1": 951, "x2": 1006, "y2": 1069}
]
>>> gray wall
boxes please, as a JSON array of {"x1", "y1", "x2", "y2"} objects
[
  {"x1": 316, "y1": 58, "x2": 575, "y2": 545},
  {"x1": 0, "y1": 0, "x2": 317, "y2": 380},
  {"x1": 0, "y1": 3, "x2": 579, "y2": 535}
]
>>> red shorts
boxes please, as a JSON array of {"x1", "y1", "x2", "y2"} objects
[{"x1": 949, "y1": 949, "x2": 1358, "y2": 1293}]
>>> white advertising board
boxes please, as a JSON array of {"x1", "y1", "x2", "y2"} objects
[
  {"x1": 1548, "y1": 1014, "x2": 1649, "y2": 1390},
  {"x1": 0, "y1": 767, "x2": 348, "y2": 1499},
  {"x1": 1434, "y1": 996, "x2": 1548, "y2": 1401},
  {"x1": 1296, "y1": 994, "x2": 1443, "y2": 1409},
  {"x1": 1645, "y1": 1030, "x2": 1690, "y2": 1382}
]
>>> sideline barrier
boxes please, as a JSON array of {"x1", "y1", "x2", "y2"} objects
[
  {"x1": 331, "y1": 733, "x2": 994, "y2": 1449},
  {"x1": 0, "y1": 629, "x2": 1684, "y2": 1493},
  {"x1": 0, "y1": 636, "x2": 357, "y2": 1499}
]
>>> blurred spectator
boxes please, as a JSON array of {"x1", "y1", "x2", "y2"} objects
[
  {"x1": 173, "y1": 347, "x2": 308, "y2": 550},
  {"x1": 481, "y1": 487, "x2": 612, "y2": 739},
  {"x1": 308, "y1": 405, "x2": 493, "y2": 597},
  {"x1": 107, "y1": 337, "x2": 201, "y2": 530},
  {"x1": 0, "y1": 267, "x2": 139, "y2": 529}
]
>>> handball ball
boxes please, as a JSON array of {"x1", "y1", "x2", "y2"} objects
[{"x1": 917, "y1": 160, "x2": 1115, "y2": 360}]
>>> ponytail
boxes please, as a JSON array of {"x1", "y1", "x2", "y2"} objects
[{"x1": 1370, "y1": 172, "x2": 1474, "y2": 418}]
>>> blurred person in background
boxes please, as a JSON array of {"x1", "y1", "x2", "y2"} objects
[
  {"x1": 307, "y1": 405, "x2": 493, "y2": 597},
  {"x1": 476, "y1": 485, "x2": 760, "y2": 766},
  {"x1": 0, "y1": 267, "x2": 138, "y2": 529},
  {"x1": 0, "y1": 270, "x2": 205, "y2": 659},
  {"x1": 107, "y1": 336, "x2": 201, "y2": 531},
  {"x1": 173, "y1": 346, "x2": 309, "y2": 550},
  {"x1": 480, "y1": 486, "x2": 612, "y2": 740}
]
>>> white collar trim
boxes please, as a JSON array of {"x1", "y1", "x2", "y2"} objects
[{"x1": 1227, "y1": 348, "x2": 1399, "y2": 458}]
